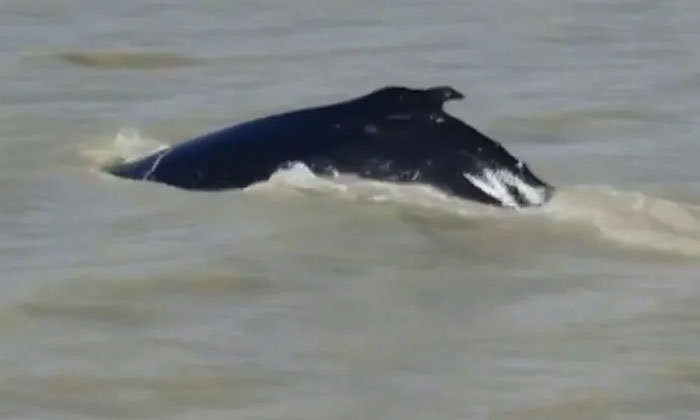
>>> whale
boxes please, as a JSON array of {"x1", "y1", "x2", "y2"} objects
[{"x1": 105, "y1": 86, "x2": 553, "y2": 208}]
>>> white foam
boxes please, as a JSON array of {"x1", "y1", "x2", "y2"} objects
[
  {"x1": 246, "y1": 163, "x2": 510, "y2": 218},
  {"x1": 114, "y1": 128, "x2": 170, "y2": 163}
]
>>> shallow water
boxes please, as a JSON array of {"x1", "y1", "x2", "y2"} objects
[{"x1": 2, "y1": 0, "x2": 700, "y2": 419}]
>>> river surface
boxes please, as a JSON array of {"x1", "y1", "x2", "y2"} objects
[{"x1": 2, "y1": 0, "x2": 700, "y2": 419}]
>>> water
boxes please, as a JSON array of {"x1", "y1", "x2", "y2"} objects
[{"x1": 2, "y1": 0, "x2": 700, "y2": 418}]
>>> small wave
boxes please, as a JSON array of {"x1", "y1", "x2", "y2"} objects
[
  {"x1": 253, "y1": 165, "x2": 700, "y2": 257},
  {"x1": 541, "y1": 186, "x2": 700, "y2": 257},
  {"x1": 57, "y1": 50, "x2": 201, "y2": 69}
]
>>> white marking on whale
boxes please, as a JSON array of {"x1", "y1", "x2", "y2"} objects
[
  {"x1": 463, "y1": 168, "x2": 548, "y2": 208},
  {"x1": 143, "y1": 148, "x2": 172, "y2": 181}
]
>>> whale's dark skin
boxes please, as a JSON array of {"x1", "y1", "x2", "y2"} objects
[{"x1": 106, "y1": 86, "x2": 553, "y2": 207}]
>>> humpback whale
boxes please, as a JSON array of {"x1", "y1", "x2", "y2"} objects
[{"x1": 105, "y1": 86, "x2": 553, "y2": 208}]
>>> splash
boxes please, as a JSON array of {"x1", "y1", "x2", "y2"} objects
[{"x1": 81, "y1": 128, "x2": 169, "y2": 167}]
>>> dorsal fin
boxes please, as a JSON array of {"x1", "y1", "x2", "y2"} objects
[
  {"x1": 425, "y1": 86, "x2": 464, "y2": 104},
  {"x1": 362, "y1": 85, "x2": 464, "y2": 114}
]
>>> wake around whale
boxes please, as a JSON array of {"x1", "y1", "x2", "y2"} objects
[{"x1": 105, "y1": 86, "x2": 553, "y2": 208}]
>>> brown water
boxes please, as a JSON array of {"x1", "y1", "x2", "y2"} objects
[{"x1": 2, "y1": 0, "x2": 700, "y2": 419}]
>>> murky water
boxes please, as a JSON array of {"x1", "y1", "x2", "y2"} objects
[{"x1": 2, "y1": 0, "x2": 700, "y2": 418}]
